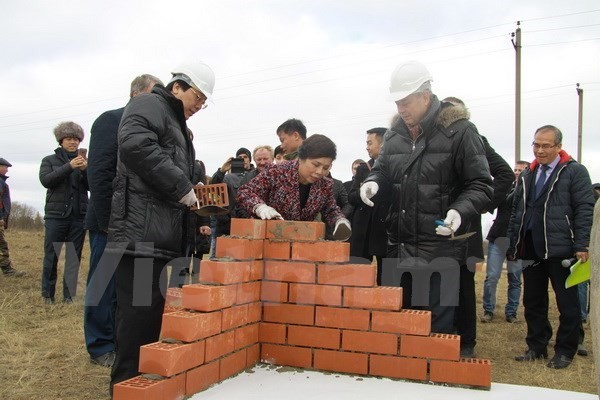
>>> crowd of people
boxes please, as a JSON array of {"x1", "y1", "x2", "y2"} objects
[{"x1": 0, "y1": 59, "x2": 598, "y2": 397}]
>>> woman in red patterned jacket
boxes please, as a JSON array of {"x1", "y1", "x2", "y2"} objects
[{"x1": 237, "y1": 134, "x2": 351, "y2": 240}]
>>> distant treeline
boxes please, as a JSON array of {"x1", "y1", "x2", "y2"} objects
[{"x1": 8, "y1": 201, "x2": 44, "y2": 230}]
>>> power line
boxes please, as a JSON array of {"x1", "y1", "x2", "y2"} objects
[
  {"x1": 528, "y1": 23, "x2": 600, "y2": 33},
  {"x1": 526, "y1": 37, "x2": 600, "y2": 47},
  {"x1": 521, "y1": 8, "x2": 600, "y2": 22}
]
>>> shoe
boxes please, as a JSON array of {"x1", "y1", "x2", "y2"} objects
[
  {"x1": 547, "y1": 354, "x2": 572, "y2": 369},
  {"x1": 577, "y1": 344, "x2": 588, "y2": 357},
  {"x1": 480, "y1": 311, "x2": 493, "y2": 323},
  {"x1": 91, "y1": 351, "x2": 116, "y2": 368},
  {"x1": 506, "y1": 315, "x2": 518, "y2": 323},
  {"x1": 460, "y1": 346, "x2": 475, "y2": 358},
  {"x1": 2, "y1": 266, "x2": 26, "y2": 277},
  {"x1": 514, "y1": 349, "x2": 547, "y2": 361},
  {"x1": 63, "y1": 297, "x2": 73, "y2": 304},
  {"x1": 43, "y1": 297, "x2": 55, "y2": 305}
]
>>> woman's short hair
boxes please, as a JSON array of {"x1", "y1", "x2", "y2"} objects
[{"x1": 298, "y1": 134, "x2": 337, "y2": 160}]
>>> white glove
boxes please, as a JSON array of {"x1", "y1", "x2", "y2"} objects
[
  {"x1": 254, "y1": 204, "x2": 284, "y2": 220},
  {"x1": 179, "y1": 188, "x2": 197, "y2": 207},
  {"x1": 333, "y1": 218, "x2": 352, "y2": 241},
  {"x1": 435, "y1": 209, "x2": 462, "y2": 236},
  {"x1": 360, "y1": 182, "x2": 379, "y2": 207}
]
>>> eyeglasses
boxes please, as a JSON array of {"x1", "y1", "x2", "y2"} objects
[
  {"x1": 531, "y1": 142, "x2": 557, "y2": 151},
  {"x1": 189, "y1": 87, "x2": 208, "y2": 109}
]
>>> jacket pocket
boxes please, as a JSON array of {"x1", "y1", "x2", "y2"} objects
[{"x1": 142, "y1": 200, "x2": 184, "y2": 254}]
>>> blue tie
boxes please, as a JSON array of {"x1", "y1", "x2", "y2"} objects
[{"x1": 535, "y1": 164, "x2": 549, "y2": 199}]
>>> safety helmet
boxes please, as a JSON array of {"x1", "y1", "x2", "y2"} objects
[
  {"x1": 387, "y1": 60, "x2": 433, "y2": 102},
  {"x1": 169, "y1": 61, "x2": 216, "y2": 102}
]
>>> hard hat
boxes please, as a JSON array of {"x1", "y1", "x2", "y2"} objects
[
  {"x1": 387, "y1": 60, "x2": 433, "y2": 102},
  {"x1": 170, "y1": 61, "x2": 216, "y2": 102}
]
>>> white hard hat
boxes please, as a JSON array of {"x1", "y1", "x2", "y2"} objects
[
  {"x1": 170, "y1": 61, "x2": 216, "y2": 102},
  {"x1": 387, "y1": 60, "x2": 433, "y2": 102}
]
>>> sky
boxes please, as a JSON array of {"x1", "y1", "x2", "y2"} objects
[{"x1": 1, "y1": 0, "x2": 599, "y2": 215}]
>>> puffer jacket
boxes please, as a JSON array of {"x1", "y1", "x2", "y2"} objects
[
  {"x1": 39, "y1": 148, "x2": 88, "y2": 219},
  {"x1": 365, "y1": 96, "x2": 493, "y2": 263},
  {"x1": 507, "y1": 150, "x2": 594, "y2": 260},
  {"x1": 0, "y1": 174, "x2": 11, "y2": 223},
  {"x1": 108, "y1": 85, "x2": 196, "y2": 260}
]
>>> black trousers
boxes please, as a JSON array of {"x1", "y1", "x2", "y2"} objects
[
  {"x1": 455, "y1": 264, "x2": 477, "y2": 348},
  {"x1": 110, "y1": 255, "x2": 167, "y2": 389}
]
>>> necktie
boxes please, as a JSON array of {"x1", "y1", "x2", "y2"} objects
[{"x1": 535, "y1": 164, "x2": 549, "y2": 199}]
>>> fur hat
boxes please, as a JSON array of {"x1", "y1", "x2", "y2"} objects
[
  {"x1": 53, "y1": 121, "x2": 84, "y2": 143},
  {"x1": 236, "y1": 147, "x2": 252, "y2": 161}
]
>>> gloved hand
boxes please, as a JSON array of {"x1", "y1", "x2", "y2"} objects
[
  {"x1": 333, "y1": 218, "x2": 352, "y2": 241},
  {"x1": 254, "y1": 204, "x2": 284, "y2": 220},
  {"x1": 359, "y1": 181, "x2": 379, "y2": 207},
  {"x1": 435, "y1": 209, "x2": 461, "y2": 236},
  {"x1": 179, "y1": 188, "x2": 198, "y2": 207}
]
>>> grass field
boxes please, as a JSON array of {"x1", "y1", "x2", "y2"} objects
[{"x1": 0, "y1": 229, "x2": 596, "y2": 399}]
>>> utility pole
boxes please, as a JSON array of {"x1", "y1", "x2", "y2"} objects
[
  {"x1": 511, "y1": 22, "x2": 522, "y2": 164},
  {"x1": 576, "y1": 83, "x2": 584, "y2": 163}
]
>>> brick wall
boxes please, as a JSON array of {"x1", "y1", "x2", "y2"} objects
[{"x1": 113, "y1": 219, "x2": 492, "y2": 399}]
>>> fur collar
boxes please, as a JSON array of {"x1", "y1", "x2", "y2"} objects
[{"x1": 436, "y1": 103, "x2": 470, "y2": 128}]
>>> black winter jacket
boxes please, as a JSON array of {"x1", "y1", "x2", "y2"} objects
[
  {"x1": 366, "y1": 96, "x2": 493, "y2": 263},
  {"x1": 39, "y1": 148, "x2": 88, "y2": 219},
  {"x1": 507, "y1": 150, "x2": 594, "y2": 260},
  {"x1": 108, "y1": 85, "x2": 196, "y2": 260}
]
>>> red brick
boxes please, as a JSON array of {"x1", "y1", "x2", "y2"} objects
[
  {"x1": 261, "y1": 281, "x2": 288, "y2": 302},
  {"x1": 166, "y1": 287, "x2": 183, "y2": 308},
  {"x1": 263, "y1": 239, "x2": 291, "y2": 260},
  {"x1": 163, "y1": 305, "x2": 183, "y2": 315},
  {"x1": 236, "y1": 281, "x2": 261, "y2": 304},
  {"x1": 400, "y1": 333, "x2": 460, "y2": 361},
  {"x1": 317, "y1": 263, "x2": 376, "y2": 287},
  {"x1": 161, "y1": 310, "x2": 221, "y2": 342},
  {"x1": 342, "y1": 330, "x2": 398, "y2": 355},
  {"x1": 185, "y1": 360, "x2": 220, "y2": 395},
  {"x1": 313, "y1": 349, "x2": 368, "y2": 375},
  {"x1": 215, "y1": 237, "x2": 263, "y2": 260},
  {"x1": 264, "y1": 260, "x2": 316, "y2": 283},
  {"x1": 139, "y1": 340, "x2": 205, "y2": 377},
  {"x1": 370, "y1": 354, "x2": 428, "y2": 381},
  {"x1": 291, "y1": 241, "x2": 349, "y2": 262},
  {"x1": 205, "y1": 331, "x2": 235, "y2": 362},
  {"x1": 289, "y1": 283, "x2": 342, "y2": 306},
  {"x1": 199, "y1": 260, "x2": 251, "y2": 284},
  {"x1": 246, "y1": 343, "x2": 260, "y2": 367},
  {"x1": 259, "y1": 322, "x2": 287, "y2": 344},
  {"x1": 230, "y1": 218, "x2": 266, "y2": 239},
  {"x1": 343, "y1": 286, "x2": 402, "y2": 310},
  {"x1": 249, "y1": 260, "x2": 264, "y2": 280},
  {"x1": 222, "y1": 304, "x2": 248, "y2": 331},
  {"x1": 182, "y1": 284, "x2": 237, "y2": 312},
  {"x1": 247, "y1": 302, "x2": 262, "y2": 323},
  {"x1": 371, "y1": 310, "x2": 431, "y2": 336},
  {"x1": 113, "y1": 373, "x2": 185, "y2": 400},
  {"x1": 261, "y1": 344, "x2": 312, "y2": 368},
  {"x1": 234, "y1": 323, "x2": 259, "y2": 350},
  {"x1": 263, "y1": 303, "x2": 314, "y2": 325},
  {"x1": 266, "y1": 220, "x2": 325, "y2": 241},
  {"x1": 288, "y1": 325, "x2": 340, "y2": 350},
  {"x1": 220, "y1": 349, "x2": 248, "y2": 380},
  {"x1": 429, "y1": 358, "x2": 492, "y2": 388},
  {"x1": 315, "y1": 306, "x2": 370, "y2": 330}
]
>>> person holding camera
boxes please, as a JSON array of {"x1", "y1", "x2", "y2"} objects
[
  {"x1": 236, "y1": 134, "x2": 351, "y2": 241},
  {"x1": 39, "y1": 121, "x2": 89, "y2": 304}
]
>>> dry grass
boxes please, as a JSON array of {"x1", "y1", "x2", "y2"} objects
[{"x1": 0, "y1": 230, "x2": 596, "y2": 399}]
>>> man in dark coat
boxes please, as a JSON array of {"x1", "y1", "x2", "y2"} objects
[
  {"x1": 107, "y1": 61, "x2": 215, "y2": 389},
  {"x1": 83, "y1": 74, "x2": 162, "y2": 369},
  {"x1": 508, "y1": 125, "x2": 594, "y2": 369},
  {"x1": 0, "y1": 157, "x2": 25, "y2": 277},
  {"x1": 360, "y1": 60, "x2": 492, "y2": 333}
]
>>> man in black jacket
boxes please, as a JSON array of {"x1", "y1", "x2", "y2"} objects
[
  {"x1": 107, "y1": 61, "x2": 215, "y2": 389},
  {"x1": 360, "y1": 61, "x2": 492, "y2": 333},
  {"x1": 508, "y1": 125, "x2": 594, "y2": 369},
  {"x1": 83, "y1": 74, "x2": 162, "y2": 369},
  {"x1": 0, "y1": 157, "x2": 25, "y2": 277}
]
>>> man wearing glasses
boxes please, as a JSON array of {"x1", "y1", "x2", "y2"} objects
[
  {"x1": 507, "y1": 125, "x2": 594, "y2": 369},
  {"x1": 107, "y1": 61, "x2": 215, "y2": 390}
]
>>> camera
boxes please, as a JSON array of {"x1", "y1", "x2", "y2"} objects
[
  {"x1": 230, "y1": 157, "x2": 245, "y2": 174},
  {"x1": 78, "y1": 148, "x2": 87, "y2": 159}
]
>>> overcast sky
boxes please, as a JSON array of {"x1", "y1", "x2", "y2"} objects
[{"x1": 1, "y1": 0, "x2": 599, "y2": 215}]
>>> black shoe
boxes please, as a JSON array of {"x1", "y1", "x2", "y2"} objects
[
  {"x1": 43, "y1": 297, "x2": 55, "y2": 305},
  {"x1": 91, "y1": 351, "x2": 116, "y2": 368},
  {"x1": 63, "y1": 297, "x2": 73, "y2": 304},
  {"x1": 460, "y1": 346, "x2": 475, "y2": 358},
  {"x1": 480, "y1": 311, "x2": 493, "y2": 323},
  {"x1": 547, "y1": 354, "x2": 572, "y2": 369},
  {"x1": 506, "y1": 315, "x2": 518, "y2": 323},
  {"x1": 514, "y1": 349, "x2": 547, "y2": 361},
  {"x1": 2, "y1": 266, "x2": 26, "y2": 277},
  {"x1": 577, "y1": 344, "x2": 588, "y2": 357}
]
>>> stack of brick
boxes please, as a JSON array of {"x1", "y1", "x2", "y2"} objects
[{"x1": 112, "y1": 218, "x2": 492, "y2": 400}]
